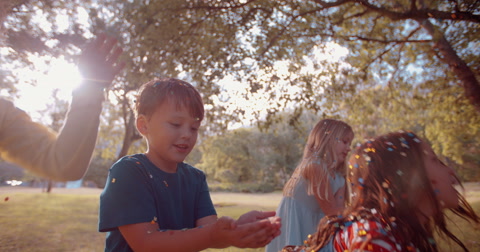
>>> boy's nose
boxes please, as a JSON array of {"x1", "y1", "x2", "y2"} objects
[{"x1": 181, "y1": 128, "x2": 193, "y2": 139}]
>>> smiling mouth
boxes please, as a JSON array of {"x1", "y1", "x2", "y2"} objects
[{"x1": 174, "y1": 144, "x2": 189, "y2": 150}]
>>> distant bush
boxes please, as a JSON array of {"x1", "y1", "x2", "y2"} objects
[{"x1": 208, "y1": 181, "x2": 275, "y2": 193}]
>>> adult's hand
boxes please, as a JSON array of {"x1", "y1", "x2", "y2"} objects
[{"x1": 78, "y1": 33, "x2": 125, "y2": 89}]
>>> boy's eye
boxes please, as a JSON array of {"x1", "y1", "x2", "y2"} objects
[{"x1": 170, "y1": 123, "x2": 181, "y2": 127}]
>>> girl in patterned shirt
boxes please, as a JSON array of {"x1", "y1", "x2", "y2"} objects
[{"x1": 284, "y1": 131, "x2": 479, "y2": 252}]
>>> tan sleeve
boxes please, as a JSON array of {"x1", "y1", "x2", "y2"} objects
[{"x1": 0, "y1": 84, "x2": 105, "y2": 181}]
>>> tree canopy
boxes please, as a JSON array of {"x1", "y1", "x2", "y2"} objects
[{"x1": 1, "y1": 0, "x2": 479, "y2": 181}]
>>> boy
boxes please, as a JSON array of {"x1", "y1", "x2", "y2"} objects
[{"x1": 99, "y1": 78, "x2": 281, "y2": 251}]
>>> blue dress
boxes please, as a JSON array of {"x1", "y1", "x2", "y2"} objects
[{"x1": 265, "y1": 173, "x2": 344, "y2": 252}]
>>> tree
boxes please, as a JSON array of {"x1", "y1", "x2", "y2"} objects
[
  {"x1": 198, "y1": 111, "x2": 319, "y2": 188},
  {"x1": 2, "y1": 0, "x2": 478, "y2": 176},
  {"x1": 82, "y1": 0, "x2": 479, "y2": 160},
  {"x1": 87, "y1": 0, "x2": 480, "y2": 113},
  {"x1": 0, "y1": 0, "x2": 93, "y2": 94},
  {"x1": 341, "y1": 79, "x2": 480, "y2": 180}
]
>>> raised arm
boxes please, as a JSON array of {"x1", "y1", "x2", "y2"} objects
[{"x1": 0, "y1": 34, "x2": 124, "y2": 181}]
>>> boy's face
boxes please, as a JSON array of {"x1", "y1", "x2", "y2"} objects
[{"x1": 137, "y1": 100, "x2": 201, "y2": 172}]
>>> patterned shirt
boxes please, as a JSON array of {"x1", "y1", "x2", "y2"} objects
[{"x1": 333, "y1": 215, "x2": 418, "y2": 252}]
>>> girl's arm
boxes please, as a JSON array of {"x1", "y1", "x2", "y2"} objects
[{"x1": 314, "y1": 182, "x2": 345, "y2": 215}]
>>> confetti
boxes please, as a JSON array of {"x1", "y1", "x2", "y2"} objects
[
  {"x1": 163, "y1": 180, "x2": 169, "y2": 187},
  {"x1": 4, "y1": 197, "x2": 9, "y2": 202},
  {"x1": 111, "y1": 178, "x2": 116, "y2": 183}
]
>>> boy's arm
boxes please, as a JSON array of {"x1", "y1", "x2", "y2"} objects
[
  {"x1": 196, "y1": 215, "x2": 218, "y2": 227},
  {"x1": 119, "y1": 216, "x2": 280, "y2": 251}
]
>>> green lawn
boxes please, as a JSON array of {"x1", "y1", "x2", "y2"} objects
[{"x1": 0, "y1": 186, "x2": 479, "y2": 252}]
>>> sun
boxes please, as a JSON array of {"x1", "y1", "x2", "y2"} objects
[{"x1": 14, "y1": 55, "x2": 82, "y2": 121}]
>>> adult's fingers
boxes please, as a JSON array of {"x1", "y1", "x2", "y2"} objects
[
  {"x1": 106, "y1": 46, "x2": 123, "y2": 66},
  {"x1": 102, "y1": 36, "x2": 118, "y2": 56}
]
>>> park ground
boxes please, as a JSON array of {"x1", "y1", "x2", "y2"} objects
[{"x1": 1, "y1": 182, "x2": 479, "y2": 251}]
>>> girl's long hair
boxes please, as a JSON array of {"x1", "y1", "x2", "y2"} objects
[
  {"x1": 303, "y1": 131, "x2": 479, "y2": 252},
  {"x1": 283, "y1": 118, "x2": 353, "y2": 199}
]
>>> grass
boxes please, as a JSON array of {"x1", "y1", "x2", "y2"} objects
[{"x1": 1, "y1": 185, "x2": 479, "y2": 252}]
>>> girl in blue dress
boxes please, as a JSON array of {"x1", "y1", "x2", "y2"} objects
[{"x1": 266, "y1": 119, "x2": 354, "y2": 252}]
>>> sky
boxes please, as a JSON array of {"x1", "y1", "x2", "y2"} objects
[{"x1": 12, "y1": 56, "x2": 82, "y2": 122}]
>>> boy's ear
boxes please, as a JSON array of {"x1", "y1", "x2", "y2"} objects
[{"x1": 136, "y1": 115, "x2": 148, "y2": 135}]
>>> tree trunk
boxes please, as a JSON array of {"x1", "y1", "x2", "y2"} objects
[
  {"x1": 46, "y1": 180, "x2": 53, "y2": 193},
  {"x1": 116, "y1": 109, "x2": 142, "y2": 160},
  {"x1": 419, "y1": 19, "x2": 480, "y2": 114}
]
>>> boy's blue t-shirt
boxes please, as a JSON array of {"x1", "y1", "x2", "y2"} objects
[{"x1": 98, "y1": 154, "x2": 217, "y2": 252}]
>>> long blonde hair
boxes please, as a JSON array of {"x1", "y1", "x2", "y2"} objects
[{"x1": 283, "y1": 118, "x2": 353, "y2": 199}]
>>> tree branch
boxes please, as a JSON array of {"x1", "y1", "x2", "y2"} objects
[
  {"x1": 354, "y1": 0, "x2": 480, "y2": 23},
  {"x1": 419, "y1": 18, "x2": 480, "y2": 114}
]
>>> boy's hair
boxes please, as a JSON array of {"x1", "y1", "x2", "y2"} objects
[
  {"x1": 134, "y1": 78, "x2": 204, "y2": 121},
  {"x1": 304, "y1": 131, "x2": 479, "y2": 252},
  {"x1": 283, "y1": 118, "x2": 353, "y2": 199}
]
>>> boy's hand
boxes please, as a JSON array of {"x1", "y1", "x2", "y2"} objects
[
  {"x1": 78, "y1": 33, "x2": 125, "y2": 89},
  {"x1": 236, "y1": 210, "x2": 277, "y2": 225},
  {"x1": 211, "y1": 213, "x2": 281, "y2": 249}
]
